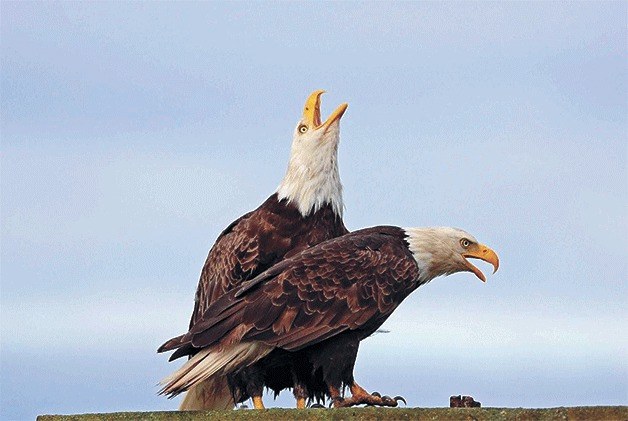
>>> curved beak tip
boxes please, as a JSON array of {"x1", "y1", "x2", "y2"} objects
[
  {"x1": 463, "y1": 245, "x2": 499, "y2": 282},
  {"x1": 489, "y1": 251, "x2": 500, "y2": 274},
  {"x1": 305, "y1": 90, "x2": 326, "y2": 107},
  {"x1": 303, "y1": 90, "x2": 326, "y2": 127}
]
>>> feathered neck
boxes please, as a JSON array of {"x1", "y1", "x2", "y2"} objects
[{"x1": 276, "y1": 138, "x2": 343, "y2": 218}]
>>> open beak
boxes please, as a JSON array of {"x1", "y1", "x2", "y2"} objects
[
  {"x1": 461, "y1": 243, "x2": 499, "y2": 282},
  {"x1": 302, "y1": 90, "x2": 348, "y2": 132}
]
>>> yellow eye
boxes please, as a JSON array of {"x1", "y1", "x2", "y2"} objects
[
  {"x1": 298, "y1": 125, "x2": 308, "y2": 133},
  {"x1": 460, "y1": 239, "x2": 470, "y2": 248}
]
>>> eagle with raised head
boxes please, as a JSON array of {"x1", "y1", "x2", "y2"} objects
[
  {"x1": 158, "y1": 226, "x2": 499, "y2": 407},
  {"x1": 162, "y1": 90, "x2": 350, "y2": 410}
]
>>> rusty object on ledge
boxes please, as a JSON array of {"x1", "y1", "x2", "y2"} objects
[{"x1": 450, "y1": 395, "x2": 481, "y2": 407}]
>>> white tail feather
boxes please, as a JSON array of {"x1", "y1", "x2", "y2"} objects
[
  {"x1": 179, "y1": 377, "x2": 234, "y2": 410},
  {"x1": 160, "y1": 341, "x2": 273, "y2": 400}
]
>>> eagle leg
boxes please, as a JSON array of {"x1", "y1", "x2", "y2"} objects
[
  {"x1": 293, "y1": 382, "x2": 308, "y2": 409},
  {"x1": 252, "y1": 396, "x2": 265, "y2": 409},
  {"x1": 332, "y1": 382, "x2": 404, "y2": 408},
  {"x1": 328, "y1": 385, "x2": 345, "y2": 408}
]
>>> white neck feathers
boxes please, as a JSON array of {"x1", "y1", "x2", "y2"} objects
[{"x1": 276, "y1": 131, "x2": 344, "y2": 218}]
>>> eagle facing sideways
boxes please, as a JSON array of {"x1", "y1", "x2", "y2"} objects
[
  {"x1": 158, "y1": 226, "x2": 499, "y2": 408},
  {"x1": 166, "y1": 91, "x2": 349, "y2": 410}
]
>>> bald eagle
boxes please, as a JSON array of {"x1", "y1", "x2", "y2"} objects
[
  {"x1": 162, "y1": 91, "x2": 349, "y2": 410},
  {"x1": 158, "y1": 226, "x2": 499, "y2": 407}
]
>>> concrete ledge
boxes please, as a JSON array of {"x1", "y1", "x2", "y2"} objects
[{"x1": 37, "y1": 406, "x2": 628, "y2": 421}]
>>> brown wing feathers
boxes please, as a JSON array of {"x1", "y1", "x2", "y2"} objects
[
  {"x1": 159, "y1": 227, "x2": 420, "y2": 359},
  {"x1": 190, "y1": 213, "x2": 261, "y2": 327},
  {"x1": 189, "y1": 195, "x2": 348, "y2": 332}
]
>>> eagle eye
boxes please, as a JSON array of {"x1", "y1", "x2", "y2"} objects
[
  {"x1": 460, "y1": 238, "x2": 471, "y2": 248},
  {"x1": 298, "y1": 125, "x2": 308, "y2": 134}
]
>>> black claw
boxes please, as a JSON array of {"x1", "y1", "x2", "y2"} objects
[
  {"x1": 394, "y1": 396, "x2": 407, "y2": 405},
  {"x1": 381, "y1": 396, "x2": 398, "y2": 407},
  {"x1": 310, "y1": 403, "x2": 325, "y2": 408},
  {"x1": 371, "y1": 391, "x2": 381, "y2": 398}
]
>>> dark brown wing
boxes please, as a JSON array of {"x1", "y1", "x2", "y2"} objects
[
  {"x1": 162, "y1": 226, "x2": 420, "y2": 357},
  {"x1": 189, "y1": 209, "x2": 262, "y2": 328},
  {"x1": 189, "y1": 194, "x2": 348, "y2": 329}
]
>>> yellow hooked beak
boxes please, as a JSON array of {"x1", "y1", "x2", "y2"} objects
[
  {"x1": 302, "y1": 90, "x2": 348, "y2": 133},
  {"x1": 461, "y1": 243, "x2": 500, "y2": 282}
]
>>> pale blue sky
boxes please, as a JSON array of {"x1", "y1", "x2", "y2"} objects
[{"x1": 1, "y1": 2, "x2": 626, "y2": 419}]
